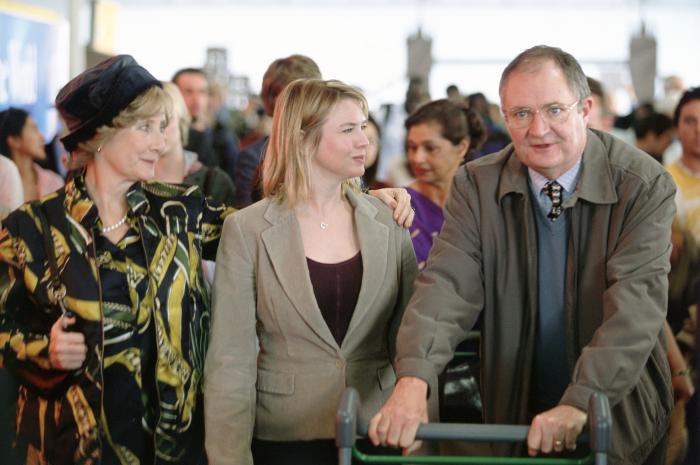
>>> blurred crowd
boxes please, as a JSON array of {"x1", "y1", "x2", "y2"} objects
[{"x1": 0, "y1": 48, "x2": 698, "y2": 465}]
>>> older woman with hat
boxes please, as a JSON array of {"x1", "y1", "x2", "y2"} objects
[
  {"x1": 0, "y1": 55, "x2": 415, "y2": 465},
  {"x1": 0, "y1": 55, "x2": 233, "y2": 465}
]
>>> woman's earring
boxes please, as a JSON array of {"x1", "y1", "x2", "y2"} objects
[{"x1": 97, "y1": 145, "x2": 102, "y2": 153}]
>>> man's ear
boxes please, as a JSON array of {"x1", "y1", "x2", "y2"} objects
[
  {"x1": 458, "y1": 137, "x2": 470, "y2": 159},
  {"x1": 580, "y1": 96, "x2": 594, "y2": 123}
]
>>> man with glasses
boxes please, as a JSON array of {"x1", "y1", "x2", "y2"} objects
[{"x1": 369, "y1": 45, "x2": 675, "y2": 465}]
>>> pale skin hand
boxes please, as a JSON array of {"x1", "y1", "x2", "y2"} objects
[
  {"x1": 672, "y1": 373, "x2": 695, "y2": 402},
  {"x1": 368, "y1": 188, "x2": 414, "y2": 228},
  {"x1": 527, "y1": 405, "x2": 587, "y2": 456},
  {"x1": 665, "y1": 320, "x2": 695, "y2": 401},
  {"x1": 49, "y1": 316, "x2": 88, "y2": 370},
  {"x1": 368, "y1": 376, "x2": 428, "y2": 452}
]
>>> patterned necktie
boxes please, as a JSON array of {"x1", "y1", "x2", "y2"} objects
[{"x1": 543, "y1": 180, "x2": 563, "y2": 221}]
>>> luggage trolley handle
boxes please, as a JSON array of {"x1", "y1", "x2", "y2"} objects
[{"x1": 336, "y1": 388, "x2": 611, "y2": 465}]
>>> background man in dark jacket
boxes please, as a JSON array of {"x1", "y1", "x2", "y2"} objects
[
  {"x1": 232, "y1": 54, "x2": 321, "y2": 208},
  {"x1": 172, "y1": 67, "x2": 240, "y2": 177}
]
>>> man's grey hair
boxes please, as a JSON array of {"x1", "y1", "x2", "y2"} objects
[{"x1": 499, "y1": 45, "x2": 591, "y2": 103}]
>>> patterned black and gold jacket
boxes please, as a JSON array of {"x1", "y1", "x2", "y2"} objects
[{"x1": 0, "y1": 173, "x2": 233, "y2": 464}]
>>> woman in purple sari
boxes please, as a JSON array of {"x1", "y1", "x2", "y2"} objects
[
  {"x1": 405, "y1": 99, "x2": 486, "y2": 269},
  {"x1": 405, "y1": 100, "x2": 489, "y2": 440}
]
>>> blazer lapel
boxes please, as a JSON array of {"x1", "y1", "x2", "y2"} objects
[
  {"x1": 261, "y1": 200, "x2": 338, "y2": 350},
  {"x1": 343, "y1": 191, "x2": 389, "y2": 345}
]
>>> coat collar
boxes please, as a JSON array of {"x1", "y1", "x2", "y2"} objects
[
  {"x1": 260, "y1": 189, "x2": 389, "y2": 352},
  {"x1": 64, "y1": 172, "x2": 147, "y2": 228},
  {"x1": 343, "y1": 190, "x2": 388, "y2": 348},
  {"x1": 63, "y1": 172, "x2": 151, "y2": 251},
  {"x1": 497, "y1": 129, "x2": 618, "y2": 207}
]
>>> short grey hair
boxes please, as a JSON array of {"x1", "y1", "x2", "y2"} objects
[{"x1": 499, "y1": 45, "x2": 591, "y2": 103}]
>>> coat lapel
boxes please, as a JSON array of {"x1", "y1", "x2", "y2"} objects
[
  {"x1": 261, "y1": 200, "x2": 338, "y2": 350},
  {"x1": 342, "y1": 191, "x2": 389, "y2": 346}
]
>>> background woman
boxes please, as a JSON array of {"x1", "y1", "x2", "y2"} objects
[
  {"x1": 361, "y1": 114, "x2": 390, "y2": 190},
  {"x1": 155, "y1": 81, "x2": 237, "y2": 206},
  {"x1": 204, "y1": 79, "x2": 420, "y2": 465},
  {"x1": 0, "y1": 107, "x2": 63, "y2": 202},
  {"x1": 0, "y1": 155, "x2": 23, "y2": 220},
  {"x1": 404, "y1": 99, "x2": 486, "y2": 269},
  {"x1": 402, "y1": 99, "x2": 487, "y2": 456},
  {"x1": 0, "y1": 55, "x2": 233, "y2": 465}
]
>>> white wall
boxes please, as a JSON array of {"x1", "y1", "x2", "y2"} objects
[
  {"x1": 114, "y1": 2, "x2": 700, "y2": 108},
  {"x1": 12, "y1": 1, "x2": 700, "y2": 107}
]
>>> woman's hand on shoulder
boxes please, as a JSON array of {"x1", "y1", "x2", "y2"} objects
[{"x1": 368, "y1": 188, "x2": 414, "y2": 228}]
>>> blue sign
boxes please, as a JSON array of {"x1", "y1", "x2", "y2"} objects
[{"x1": 0, "y1": 5, "x2": 68, "y2": 140}]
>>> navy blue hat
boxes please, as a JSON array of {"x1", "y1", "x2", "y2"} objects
[{"x1": 56, "y1": 54, "x2": 161, "y2": 152}]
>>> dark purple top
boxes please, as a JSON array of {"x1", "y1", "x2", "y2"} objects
[
  {"x1": 406, "y1": 186, "x2": 444, "y2": 270},
  {"x1": 306, "y1": 252, "x2": 363, "y2": 345}
]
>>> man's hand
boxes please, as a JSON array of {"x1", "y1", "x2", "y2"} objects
[
  {"x1": 670, "y1": 229, "x2": 684, "y2": 267},
  {"x1": 672, "y1": 371, "x2": 695, "y2": 402},
  {"x1": 368, "y1": 188, "x2": 414, "y2": 228},
  {"x1": 49, "y1": 315, "x2": 87, "y2": 370},
  {"x1": 527, "y1": 405, "x2": 587, "y2": 456},
  {"x1": 368, "y1": 377, "x2": 428, "y2": 451}
]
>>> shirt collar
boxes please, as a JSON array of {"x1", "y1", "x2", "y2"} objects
[
  {"x1": 528, "y1": 158, "x2": 582, "y2": 196},
  {"x1": 65, "y1": 170, "x2": 145, "y2": 232},
  {"x1": 498, "y1": 129, "x2": 618, "y2": 206},
  {"x1": 674, "y1": 158, "x2": 700, "y2": 179}
]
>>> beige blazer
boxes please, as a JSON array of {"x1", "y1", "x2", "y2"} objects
[{"x1": 204, "y1": 189, "x2": 418, "y2": 465}]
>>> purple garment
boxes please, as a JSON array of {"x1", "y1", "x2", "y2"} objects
[
  {"x1": 406, "y1": 186, "x2": 444, "y2": 270},
  {"x1": 306, "y1": 252, "x2": 363, "y2": 346}
]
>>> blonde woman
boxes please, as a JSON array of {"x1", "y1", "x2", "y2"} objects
[{"x1": 204, "y1": 79, "x2": 418, "y2": 465}]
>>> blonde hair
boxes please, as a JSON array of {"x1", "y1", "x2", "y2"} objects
[
  {"x1": 69, "y1": 85, "x2": 172, "y2": 169},
  {"x1": 262, "y1": 79, "x2": 367, "y2": 206},
  {"x1": 161, "y1": 81, "x2": 191, "y2": 147}
]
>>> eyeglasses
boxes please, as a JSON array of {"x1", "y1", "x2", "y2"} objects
[{"x1": 504, "y1": 100, "x2": 580, "y2": 129}]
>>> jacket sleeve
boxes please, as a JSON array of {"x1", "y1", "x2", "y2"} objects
[
  {"x1": 388, "y1": 227, "x2": 418, "y2": 363},
  {"x1": 560, "y1": 171, "x2": 676, "y2": 410},
  {"x1": 232, "y1": 147, "x2": 261, "y2": 209},
  {"x1": 204, "y1": 212, "x2": 257, "y2": 465},
  {"x1": 200, "y1": 195, "x2": 236, "y2": 262},
  {"x1": 0, "y1": 209, "x2": 71, "y2": 394},
  {"x1": 395, "y1": 168, "x2": 485, "y2": 383}
]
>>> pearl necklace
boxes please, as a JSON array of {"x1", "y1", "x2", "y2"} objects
[{"x1": 101, "y1": 213, "x2": 128, "y2": 233}]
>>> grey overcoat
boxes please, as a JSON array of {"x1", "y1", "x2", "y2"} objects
[{"x1": 396, "y1": 129, "x2": 676, "y2": 464}]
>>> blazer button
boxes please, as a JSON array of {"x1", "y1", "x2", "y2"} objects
[{"x1": 336, "y1": 359, "x2": 345, "y2": 369}]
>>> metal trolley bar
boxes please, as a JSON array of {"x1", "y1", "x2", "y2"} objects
[{"x1": 336, "y1": 388, "x2": 611, "y2": 465}]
